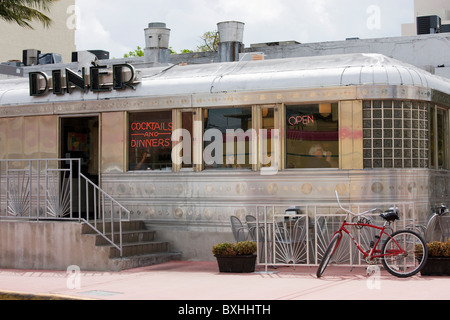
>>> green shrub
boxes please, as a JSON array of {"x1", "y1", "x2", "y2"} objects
[
  {"x1": 234, "y1": 241, "x2": 257, "y2": 255},
  {"x1": 212, "y1": 241, "x2": 257, "y2": 256},
  {"x1": 427, "y1": 240, "x2": 450, "y2": 257},
  {"x1": 212, "y1": 242, "x2": 236, "y2": 256}
]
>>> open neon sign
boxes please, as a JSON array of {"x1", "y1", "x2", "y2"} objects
[{"x1": 288, "y1": 115, "x2": 315, "y2": 126}]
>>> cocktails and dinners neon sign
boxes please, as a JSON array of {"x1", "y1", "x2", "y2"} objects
[{"x1": 130, "y1": 121, "x2": 173, "y2": 149}]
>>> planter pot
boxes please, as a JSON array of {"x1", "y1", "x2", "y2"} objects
[
  {"x1": 421, "y1": 257, "x2": 450, "y2": 276},
  {"x1": 214, "y1": 255, "x2": 257, "y2": 273}
]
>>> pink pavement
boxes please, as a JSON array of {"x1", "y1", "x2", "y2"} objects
[{"x1": 0, "y1": 260, "x2": 449, "y2": 300}]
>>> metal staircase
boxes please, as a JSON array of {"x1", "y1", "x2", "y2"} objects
[
  {"x1": 0, "y1": 159, "x2": 180, "y2": 270},
  {"x1": 82, "y1": 220, "x2": 181, "y2": 270}
]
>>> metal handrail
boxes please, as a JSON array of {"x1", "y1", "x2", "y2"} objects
[
  {"x1": 0, "y1": 159, "x2": 130, "y2": 256},
  {"x1": 80, "y1": 173, "x2": 130, "y2": 256}
]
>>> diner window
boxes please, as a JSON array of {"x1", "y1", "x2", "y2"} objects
[
  {"x1": 285, "y1": 104, "x2": 339, "y2": 169},
  {"x1": 203, "y1": 107, "x2": 252, "y2": 169},
  {"x1": 261, "y1": 107, "x2": 275, "y2": 168},
  {"x1": 128, "y1": 111, "x2": 172, "y2": 171},
  {"x1": 181, "y1": 111, "x2": 193, "y2": 169},
  {"x1": 430, "y1": 106, "x2": 448, "y2": 169}
]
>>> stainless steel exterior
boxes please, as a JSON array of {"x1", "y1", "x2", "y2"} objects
[{"x1": 1, "y1": 53, "x2": 450, "y2": 261}]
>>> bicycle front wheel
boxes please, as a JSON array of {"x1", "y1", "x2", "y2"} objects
[
  {"x1": 381, "y1": 230, "x2": 428, "y2": 278},
  {"x1": 316, "y1": 232, "x2": 341, "y2": 278}
]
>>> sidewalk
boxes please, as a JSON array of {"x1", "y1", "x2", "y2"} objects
[{"x1": 0, "y1": 260, "x2": 449, "y2": 300}]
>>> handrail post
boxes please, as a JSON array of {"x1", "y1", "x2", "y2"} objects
[
  {"x1": 37, "y1": 160, "x2": 40, "y2": 221},
  {"x1": 28, "y1": 160, "x2": 32, "y2": 218},
  {"x1": 0, "y1": 160, "x2": 2, "y2": 218},
  {"x1": 78, "y1": 160, "x2": 81, "y2": 222},
  {"x1": 68, "y1": 159, "x2": 72, "y2": 220},
  {"x1": 5, "y1": 160, "x2": 9, "y2": 217}
]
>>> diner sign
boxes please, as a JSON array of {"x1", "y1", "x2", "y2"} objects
[
  {"x1": 130, "y1": 120, "x2": 173, "y2": 149},
  {"x1": 29, "y1": 64, "x2": 139, "y2": 96}
]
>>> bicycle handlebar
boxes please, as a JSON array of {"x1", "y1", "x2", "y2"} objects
[{"x1": 335, "y1": 190, "x2": 379, "y2": 217}]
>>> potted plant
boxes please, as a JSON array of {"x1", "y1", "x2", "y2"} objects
[
  {"x1": 212, "y1": 241, "x2": 257, "y2": 273},
  {"x1": 420, "y1": 240, "x2": 450, "y2": 276}
]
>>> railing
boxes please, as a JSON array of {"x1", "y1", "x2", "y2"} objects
[
  {"x1": 251, "y1": 201, "x2": 419, "y2": 272},
  {"x1": 0, "y1": 159, "x2": 130, "y2": 256}
]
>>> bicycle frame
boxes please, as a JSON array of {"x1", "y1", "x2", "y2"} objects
[
  {"x1": 332, "y1": 219, "x2": 405, "y2": 262},
  {"x1": 317, "y1": 191, "x2": 427, "y2": 278}
]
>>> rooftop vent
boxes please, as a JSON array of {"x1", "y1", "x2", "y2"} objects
[
  {"x1": 38, "y1": 53, "x2": 62, "y2": 65},
  {"x1": 72, "y1": 50, "x2": 109, "y2": 62},
  {"x1": 441, "y1": 24, "x2": 450, "y2": 33},
  {"x1": 22, "y1": 49, "x2": 41, "y2": 66},
  {"x1": 88, "y1": 50, "x2": 110, "y2": 60},
  {"x1": 217, "y1": 21, "x2": 245, "y2": 62},
  {"x1": 144, "y1": 22, "x2": 171, "y2": 64}
]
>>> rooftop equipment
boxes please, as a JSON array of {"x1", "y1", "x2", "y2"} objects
[
  {"x1": 417, "y1": 15, "x2": 441, "y2": 34},
  {"x1": 217, "y1": 21, "x2": 245, "y2": 62}
]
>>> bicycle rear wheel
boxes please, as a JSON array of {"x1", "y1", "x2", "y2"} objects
[
  {"x1": 316, "y1": 232, "x2": 341, "y2": 278},
  {"x1": 381, "y1": 230, "x2": 428, "y2": 278}
]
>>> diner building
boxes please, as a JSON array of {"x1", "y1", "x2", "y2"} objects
[{"x1": 1, "y1": 21, "x2": 450, "y2": 269}]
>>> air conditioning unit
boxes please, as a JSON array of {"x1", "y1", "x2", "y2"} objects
[
  {"x1": 441, "y1": 24, "x2": 450, "y2": 33},
  {"x1": 88, "y1": 50, "x2": 109, "y2": 60},
  {"x1": 72, "y1": 50, "x2": 109, "y2": 62},
  {"x1": 417, "y1": 15, "x2": 441, "y2": 34},
  {"x1": 22, "y1": 49, "x2": 41, "y2": 66},
  {"x1": 38, "y1": 53, "x2": 62, "y2": 65}
]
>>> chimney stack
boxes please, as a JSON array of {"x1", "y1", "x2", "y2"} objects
[
  {"x1": 144, "y1": 22, "x2": 171, "y2": 64},
  {"x1": 217, "y1": 21, "x2": 245, "y2": 62}
]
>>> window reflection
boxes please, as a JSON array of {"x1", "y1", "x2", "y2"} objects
[
  {"x1": 286, "y1": 104, "x2": 339, "y2": 169},
  {"x1": 203, "y1": 107, "x2": 252, "y2": 169}
]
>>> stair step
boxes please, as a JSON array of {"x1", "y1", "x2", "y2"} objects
[
  {"x1": 82, "y1": 220, "x2": 146, "y2": 234},
  {"x1": 80, "y1": 219, "x2": 181, "y2": 270},
  {"x1": 111, "y1": 252, "x2": 182, "y2": 269},
  {"x1": 105, "y1": 241, "x2": 170, "y2": 258},
  {"x1": 94, "y1": 230, "x2": 156, "y2": 245}
]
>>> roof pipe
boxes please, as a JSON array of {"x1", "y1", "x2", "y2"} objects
[
  {"x1": 144, "y1": 22, "x2": 171, "y2": 64},
  {"x1": 217, "y1": 21, "x2": 245, "y2": 62}
]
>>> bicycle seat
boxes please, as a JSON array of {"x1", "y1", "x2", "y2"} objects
[
  {"x1": 380, "y1": 208, "x2": 400, "y2": 222},
  {"x1": 438, "y1": 205, "x2": 449, "y2": 216}
]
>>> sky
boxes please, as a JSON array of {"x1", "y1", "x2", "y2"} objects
[{"x1": 74, "y1": 0, "x2": 415, "y2": 59}]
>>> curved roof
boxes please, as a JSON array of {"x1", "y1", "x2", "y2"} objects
[{"x1": 1, "y1": 53, "x2": 449, "y2": 106}]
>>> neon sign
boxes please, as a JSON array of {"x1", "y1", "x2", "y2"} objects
[
  {"x1": 130, "y1": 121, "x2": 172, "y2": 149},
  {"x1": 288, "y1": 115, "x2": 315, "y2": 126}
]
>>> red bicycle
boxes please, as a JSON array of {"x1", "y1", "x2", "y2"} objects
[{"x1": 317, "y1": 191, "x2": 428, "y2": 278}]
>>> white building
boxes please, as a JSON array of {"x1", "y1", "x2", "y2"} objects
[
  {"x1": 0, "y1": 0, "x2": 76, "y2": 64},
  {"x1": 402, "y1": 0, "x2": 450, "y2": 36}
]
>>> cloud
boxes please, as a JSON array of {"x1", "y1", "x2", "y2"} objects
[
  {"x1": 73, "y1": 0, "x2": 414, "y2": 58},
  {"x1": 75, "y1": 0, "x2": 130, "y2": 57}
]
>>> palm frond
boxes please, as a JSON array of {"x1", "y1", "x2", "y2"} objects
[{"x1": 0, "y1": 0, "x2": 56, "y2": 29}]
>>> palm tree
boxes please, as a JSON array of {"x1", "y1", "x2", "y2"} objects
[{"x1": 0, "y1": 0, "x2": 56, "y2": 29}]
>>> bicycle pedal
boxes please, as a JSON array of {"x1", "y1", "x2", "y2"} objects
[{"x1": 390, "y1": 265, "x2": 400, "y2": 272}]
